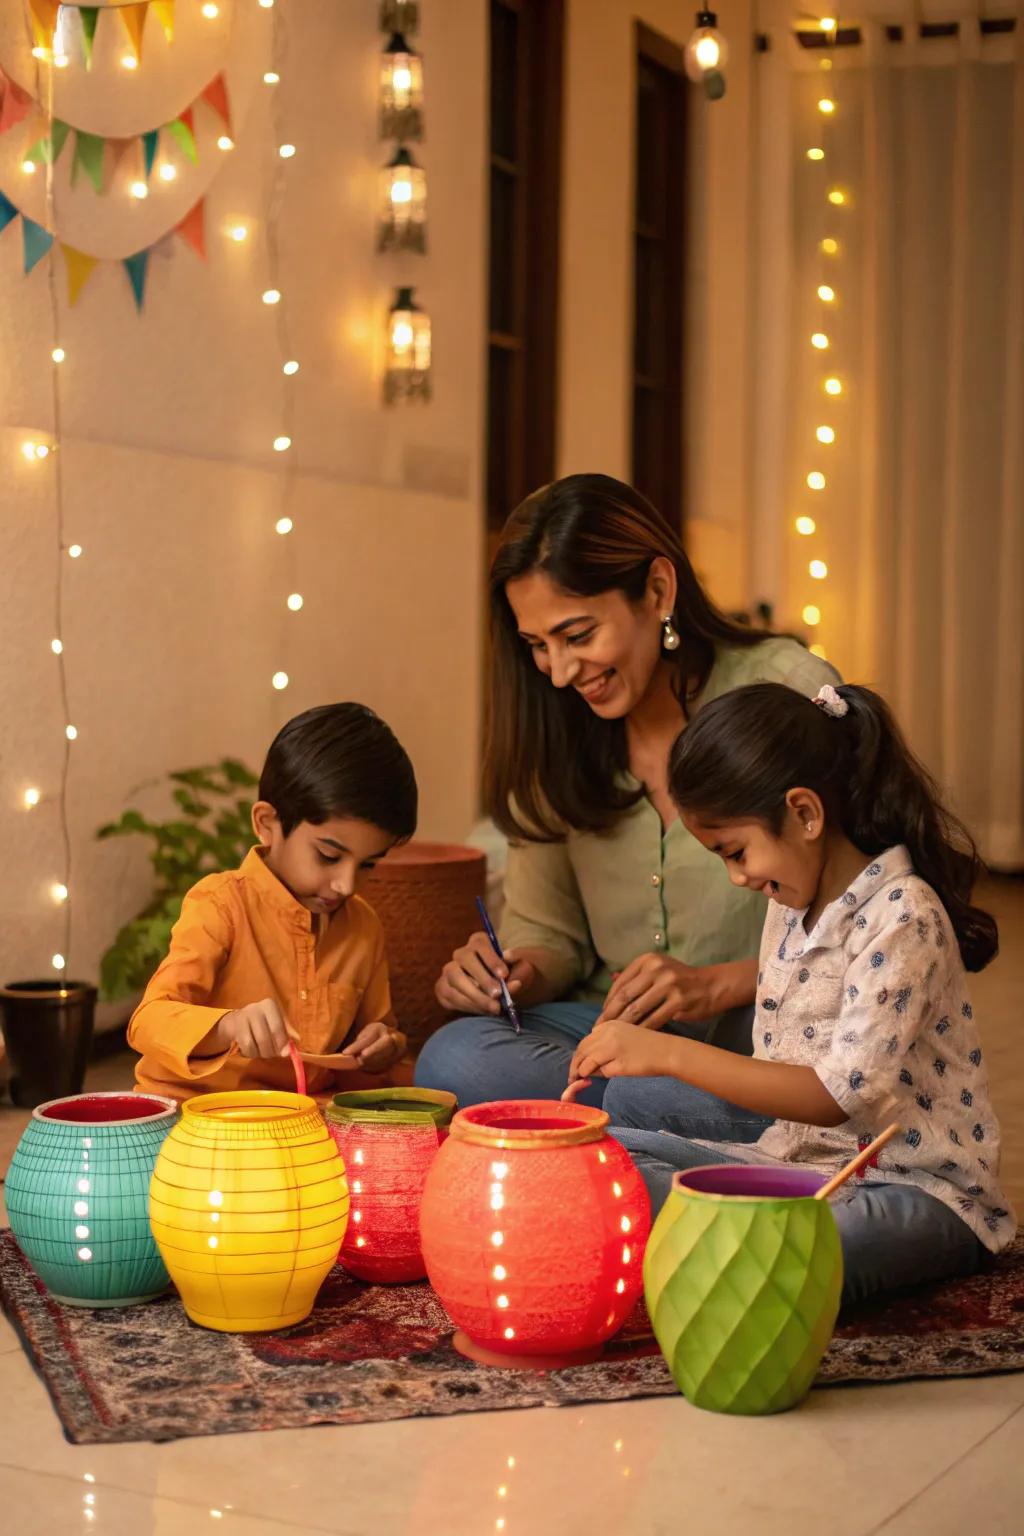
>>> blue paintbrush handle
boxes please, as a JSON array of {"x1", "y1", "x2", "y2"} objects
[{"x1": 475, "y1": 896, "x2": 522, "y2": 1033}]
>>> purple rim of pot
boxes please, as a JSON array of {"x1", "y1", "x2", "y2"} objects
[{"x1": 673, "y1": 1164, "x2": 829, "y2": 1200}]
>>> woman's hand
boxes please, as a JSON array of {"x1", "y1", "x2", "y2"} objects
[
  {"x1": 435, "y1": 931, "x2": 537, "y2": 1016},
  {"x1": 570, "y1": 1020, "x2": 676, "y2": 1083},
  {"x1": 600, "y1": 955, "x2": 730, "y2": 1030},
  {"x1": 200, "y1": 998, "x2": 298, "y2": 1059},
  {"x1": 342, "y1": 1021, "x2": 407, "y2": 1073}
]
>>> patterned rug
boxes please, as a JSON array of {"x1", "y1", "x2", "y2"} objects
[{"x1": 1, "y1": 1228, "x2": 1023, "y2": 1444}]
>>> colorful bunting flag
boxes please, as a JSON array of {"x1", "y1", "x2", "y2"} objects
[
  {"x1": 120, "y1": 3, "x2": 150, "y2": 64},
  {"x1": 27, "y1": 0, "x2": 60, "y2": 54},
  {"x1": 142, "y1": 128, "x2": 159, "y2": 178},
  {"x1": 79, "y1": 8, "x2": 99, "y2": 68},
  {"x1": 71, "y1": 131, "x2": 105, "y2": 194},
  {"x1": 0, "y1": 189, "x2": 17, "y2": 235},
  {"x1": 166, "y1": 115, "x2": 197, "y2": 165},
  {"x1": 63, "y1": 244, "x2": 98, "y2": 307},
  {"x1": 22, "y1": 216, "x2": 53, "y2": 274},
  {"x1": 176, "y1": 198, "x2": 205, "y2": 259},
  {"x1": 152, "y1": 0, "x2": 175, "y2": 43},
  {"x1": 123, "y1": 249, "x2": 149, "y2": 311},
  {"x1": 0, "y1": 68, "x2": 33, "y2": 135},
  {"x1": 200, "y1": 72, "x2": 231, "y2": 132}
]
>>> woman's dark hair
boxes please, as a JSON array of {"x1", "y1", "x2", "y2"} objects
[
  {"x1": 259, "y1": 703, "x2": 417, "y2": 841},
  {"x1": 485, "y1": 474, "x2": 772, "y2": 842},
  {"x1": 669, "y1": 682, "x2": 997, "y2": 972}
]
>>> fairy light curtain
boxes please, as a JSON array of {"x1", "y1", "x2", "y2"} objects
[{"x1": 750, "y1": 4, "x2": 1024, "y2": 866}]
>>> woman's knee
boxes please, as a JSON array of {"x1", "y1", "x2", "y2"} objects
[
  {"x1": 602, "y1": 1075, "x2": 656, "y2": 1128},
  {"x1": 414, "y1": 1016, "x2": 490, "y2": 1094}
]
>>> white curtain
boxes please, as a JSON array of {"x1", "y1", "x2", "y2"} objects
[{"x1": 750, "y1": 8, "x2": 1024, "y2": 867}]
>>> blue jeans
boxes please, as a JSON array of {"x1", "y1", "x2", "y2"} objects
[
  {"x1": 613, "y1": 1127, "x2": 987, "y2": 1308},
  {"x1": 414, "y1": 1000, "x2": 756, "y2": 1110}
]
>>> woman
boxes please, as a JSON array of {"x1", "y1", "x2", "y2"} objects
[{"x1": 415, "y1": 474, "x2": 838, "y2": 1129}]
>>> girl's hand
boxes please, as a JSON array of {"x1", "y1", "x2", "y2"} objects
[
  {"x1": 435, "y1": 931, "x2": 537, "y2": 1016},
  {"x1": 569, "y1": 1020, "x2": 674, "y2": 1083},
  {"x1": 343, "y1": 1021, "x2": 407, "y2": 1073},
  {"x1": 600, "y1": 955, "x2": 720, "y2": 1030},
  {"x1": 208, "y1": 998, "x2": 298, "y2": 1059}
]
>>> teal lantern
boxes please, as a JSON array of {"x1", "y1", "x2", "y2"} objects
[
  {"x1": 644, "y1": 1165, "x2": 843, "y2": 1414},
  {"x1": 5, "y1": 1092, "x2": 178, "y2": 1307}
]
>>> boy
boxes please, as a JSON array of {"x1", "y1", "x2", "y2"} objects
[{"x1": 129, "y1": 703, "x2": 416, "y2": 1101}]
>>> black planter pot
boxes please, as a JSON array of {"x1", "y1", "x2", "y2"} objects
[{"x1": 0, "y1": 981, "x2": 97, "y2": 1108}]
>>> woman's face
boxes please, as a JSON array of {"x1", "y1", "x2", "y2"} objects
[{"x1": 505, "y1": 568, "x2": 670, "y2": 720}]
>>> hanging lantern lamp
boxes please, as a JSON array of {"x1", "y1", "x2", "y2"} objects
[
  {"x1": 380, "y1": 32, "x2": 424, "y2": 141},
  {"x1": 384, "y1": 287, "x2": 431, "y2": 403},
  {"x1": 378, "y1": 147, "x2": 428, "y2": 253}
]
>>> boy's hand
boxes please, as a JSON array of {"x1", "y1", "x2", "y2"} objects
[
  {"x1": 210, "y1": 998, "x2": 298, "y2": 1059},
  {"x1": 569, "y1": 1019, "x2": 674, "y2": 1084},
  {"x1": 343, "y1": 1021, "x2": 406, "y2": 1073}
]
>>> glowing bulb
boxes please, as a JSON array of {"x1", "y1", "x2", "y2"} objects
[
  {"x1": 122, "y1": 54, "x2": 138, "y2": 70},
  {"x1": 201, "y1": 2, "x2": 219, "y2": 16},
  {"x1": 130, "y1": 181, "x2": 149, "y2": 200},
  {"x1": 497, "y1": 1486, "x2": 508, "y2": 1499},
  {"x1": 828, "y1": 189, "x2": 846, "y2": 206},
  {"x1": 390, "y1": 177, "x2": 413, "y2": 205},
  {"x1": 393, "y1": 66, "x2": 413, "y2": 92},
  {"x1": 51, "y1": 347, "x2": 65, "y2": 364},
  {"x1": 278, "y1": 144, "x2": 296, "y2": 159},
  {"x1": 264, "y1": 71, "x2": 280, "y2": 84},
  {"x1": 259, "y1": 0, "x2": 275, "y2": 7},
  {"x1": 818, "y1": 98, "x2": 835, "y2": 115},
  {"x1": 66, "y1": 724, "x2": 78, "y2": 740},
  {"x1": 52, "y1": 883, "x2": 68, "y2": 903},
  {"x1": 693, "y1": 36, "x2": 721, "y2": 70},
  {"x1": 229, "y1": 224, "x2": 248, "y2": 242},
  {"x1": 159, "y1": 164, "x2": 177, "y2": 182},
  {"x1": 35, "y1": 444, "x2": 50, "y2": 459},
  {"x1": 53, "y1": 954, "x2": 67, "y2": 971},
  {"x1": 820, "y1": 15, "x2": 837, "y2": 29},
  {"x1": 24, "y1": 788, "x2": 41, "y2": 808},
  {"x1": 283, "y1": 359, "x2": 299, "y2": 375},
  {"x1": 810, "y1": 559, "x2": 829, "y2": 579},
  {"x1": 817, "y1": 284, "x2": 835, "y2": 302},
  {"x1": 272, "y1": 671, "x2": 290, "y2": 690},
  {"x1": 68, "y1": 544, "x2": 83, "y2": 558},
  {"x1": 51, "y1": 638, "x2": 63, "y2": 653},
  {"x1": 816, "y1": 425, "x2": 836, "y2": 444},
  {"x1": 22, "y1": 159, "x2": 36, "y2": 174},
  {"x1": 21, "y1": 442, "x2": 38, "y2": 461},
  {"x1": 803, "y1": 604, "x2": 821, "y2": 626},
  {"x1": 806, "y1": 147, "x2": 825, "y2": 162},
  {"x1": 273, "y1": 435, "x2": 291, "y2": 452},
  {"x1": 392, "y1": 320, "x2": 414, "y2": 349},
  {"x1": 31, "y1": 46, "x2": 47, "y2": 60},
  {"x1": 810, "y1": 643, "x2": 828, "y2": 658},
  {"x1": 811, "y1": 332, "x2": 830, "y2": 350},
  {"x1": 217, "y1": 136, "x2": 234, "y2": 152},
  {"x1": 807, "y1": 471, "x2": 827, "y2": 490},
  {"x1": 824, "y1": 376, "x2": 843, "y2": 396},
  {"x1": 263, "y1": 289, "x2": 281, "y2": 305},
  {"x1": 275, "y1": 517, "x2": 293, "y2": 535},
  {"x1": 795, "y1": 515, "x2": 817, "y2": 536},
  {"x1": 821, "y1": 237, "x2": 839, "y2": 255},
  {"x1": 287, "y1": 593, "x2": 304, "y2": 611}
]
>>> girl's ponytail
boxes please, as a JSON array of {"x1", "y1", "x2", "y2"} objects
[{"x1": 669, "y1": 682, "x2": 998, "y2": 972}]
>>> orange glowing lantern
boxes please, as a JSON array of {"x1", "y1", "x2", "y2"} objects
[
  {"x1": 420, "y1": 1100, "x2": 650, "y2": 1368},
  {"x1": 326, "y1": 1088, "x2": 456, "y2": 1283}
]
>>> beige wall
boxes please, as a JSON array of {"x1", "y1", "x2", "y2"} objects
[{"x1": 0, "y1": 0, "x2": 486, "y2": 991}]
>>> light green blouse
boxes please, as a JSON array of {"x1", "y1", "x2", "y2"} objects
[{"x1": 498, "y1": 639, "x2": 840, "y2": 1008}]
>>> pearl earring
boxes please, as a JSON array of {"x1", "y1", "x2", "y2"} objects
[{"x1": 661, "y1": 614, "x2": 681, "y2": 652}]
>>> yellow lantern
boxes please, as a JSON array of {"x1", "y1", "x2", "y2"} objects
[
  {"x1": 378, "y1": 147, "x2": 428, "y2": 254},
  {"x1": 149, "y1": 1091, "x2": 348, "y2": 1333},
  {"x1": 380, "y1": 32, "x2": 424, "y2": 141},
  {"x1": 384, "y1": 287, "x2": 431, "y2": 403}
]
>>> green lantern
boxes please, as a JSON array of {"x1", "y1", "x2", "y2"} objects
[{"x1": 644, "y1": 1165, "x2": 843, "y2": 1414}]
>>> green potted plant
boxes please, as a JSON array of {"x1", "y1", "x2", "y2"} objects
[{"x1": 96, "y1": 758, "x2": 258, "y2": 1003}]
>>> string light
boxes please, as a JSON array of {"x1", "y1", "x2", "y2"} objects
[
  {"x1": 802, "y1": 605, "x2": 821, "y2": 626},
  {"x1": 286, "y1": 593, "x2": 304, "y2": 611},
  {"x1": 130, "y1": 181, "x2": 149, "y2": 200},
  {"x1": 818, "y1": 98, "x2": 835, "y2": 115},
  {"x1": 158, "y1": 164, "x2": 177, "y2": 183},
  {"x1": 811, "y1": 332, "x2": 830, "y2": 350},
  {"x1": 820, "y1": 16, "x2": 837, "y2": 29},
  {"x1": 51, "y1": 638, "x2": 63, "y2": 654},
  {"x1": 262, "y1": 288, "x2": 282, "y2": 305},
  {"x1": 807, "y1": 472, "x2": 826, "y2": 491},
  {"x1": 273, "y1": 436, "x2": 291, "y2": 452},
  {"x1": 201, "y1": 3, "x2": 220, "y2": 16},
  {"x1": 52, "y1": 883, "x2": 69, "y2": 903},
  {"x1": 810, "y1": 643, "x2": 828, "y2": 658},
  {"x1": 264, "y1": 71, "x2": 280, "y2": 84},
  {"x1": 121, "y1": 54, "x2": 138, "y2": 71},
  {"x1": 272, "y1": 672, "x2": 290, "y2": 691},
  {"x1": 52, "y1": 953, "x2": 66, "y2": 971},
  {"x1": 229, "y1": 224, "x2": 248, "y2": 242},
  {"x1": 821, "y1": 237, "x2": 839, "y2": 255},
  {"x1": 806, "y1": 147, "x2": 825, "y2": 161},
  {"x1": 282, "y1": 360, "x2": 299, "y2": 375},
  {"x1": 817, "y1": 284, "x2": 835, "y2": 302},
  {"x1": 22, "y1": 158, "x2": 37, "y2": 174},
  {"x1": 217, "y1": 136, "x2": 235, "y2": 152},
  {"x1": 65, "y1": 725, "x2": 78, "y2": 741},
  {"x1": 24, "y1": 788, "x2": 41, "y2": 809},
  {"x1": 809, "y1": 559, "x2": 828, "y2": 579},
  {"x1": 816, "y1": 425, "x2": 836, "y2": 444},
  {"x1": 67, "y1": 543, "x2": 83, "y2": 558},
  {"x1": 278, "y1": 144, "x2": 296, "y2": 159},
  {"x1": 824, "y1": 376, "x2": 843, "y2": 395},
  {"x1": 275, "y1": 517, "x2": 293, "y2": 535},
  {"x1": 795, "y1": 516, "x2": 816, "y2": 535}
]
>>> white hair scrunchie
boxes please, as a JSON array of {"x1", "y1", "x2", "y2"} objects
[{"x1": 814, "y1": 684, "x2": 849, "y2": 719}]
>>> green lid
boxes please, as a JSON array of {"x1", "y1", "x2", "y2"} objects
[{"x1": 326, "y1": 1087, "x2": 456, "y2": 1128}]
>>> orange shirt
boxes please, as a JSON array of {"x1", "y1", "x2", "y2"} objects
[{"x1": 129, "y1": 847, "x2": 393, "y2": 1102}]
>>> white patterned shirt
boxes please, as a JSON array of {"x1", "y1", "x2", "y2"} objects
[{"x1": 707, "y1": 845, "x2": 1016, "y2": 1253}]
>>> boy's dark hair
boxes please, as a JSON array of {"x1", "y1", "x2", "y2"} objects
[
  {"x1": 669, "y1": 682, "x2": 997, "y2": 973},
  {"x1": 259, "y1": 703, "x2": 417, "y2": 841}
]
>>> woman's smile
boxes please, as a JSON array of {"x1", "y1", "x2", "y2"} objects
[{"x1": 576, "y1": 668, "x2": 617, "y2": 705}]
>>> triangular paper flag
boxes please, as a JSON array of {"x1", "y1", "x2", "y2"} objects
[
  {"x1": 72, "y1": 131, "x2": 105, "y2": 193},
  {"x1": 102, "y1": 137, "x2": 134, "y2": 195},
  {"x1": 123, "y1": 249, "x2": 149, "y2": 311},
  {"x1": 180, "y1": 106, "x2": 194, "y2": 135},
  {"x1": 0, "y1": 189, "x2": 18, "y2": 235},
  {"x1": 120, "y1": 3, "x2": 149, "y2": 64},
  {"x1": 151, "y1": 232, "x2": 176, "y2": 260},
  {"x1": 62, "y1": 244, "x2": 98, "y2": 306},
  {"x1": 51, "y1": 119, "x2": 71, "y2": 161},
  {"x1": 23, "y1": 215, "x2": 53, "y2": 274},
  {"x1": 176, "y1": 198, "x2": 205, "y2": 259},
  {"x1": 152, "y1": 0, "x2": 175, "y2": 42},
  {"x1": 79, "y1": 8, "x2": 99, "y2": 68},
  {"x1": 28, "y1": 0, "x2": 60, "y2": 53},
  {"x1": 0, "y1": 70, "x2": 32, "y2": 134},
  {"x1": 142, "y1": 128, "x2": 158, "y2": 178},
  {"x1": 166, "y1": 116, "x2": 197, "y2": 165},
  {"x1": 200, "y1": 72, "x2": 231, "y2": 131}
]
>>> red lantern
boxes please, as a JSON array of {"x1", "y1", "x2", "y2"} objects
[
  {"x1": 420, "y1": 1100, "x2": 650, "y2": 1368},
  {"x1": 326, "y1": 1088, "x2": 456, "y2": 1283}
]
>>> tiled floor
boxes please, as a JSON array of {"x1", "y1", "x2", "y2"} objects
[{"x1": 1, "y1": 877, "x2": 1022, "y2": 1534}]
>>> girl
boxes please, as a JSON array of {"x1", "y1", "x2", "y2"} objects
[
  {"x1": 416, "y1": 474, "x2": 837, "y2": 1113},
  {"x1": 570, "y1": 682, "x2": 1015, "y2": 1304}
]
